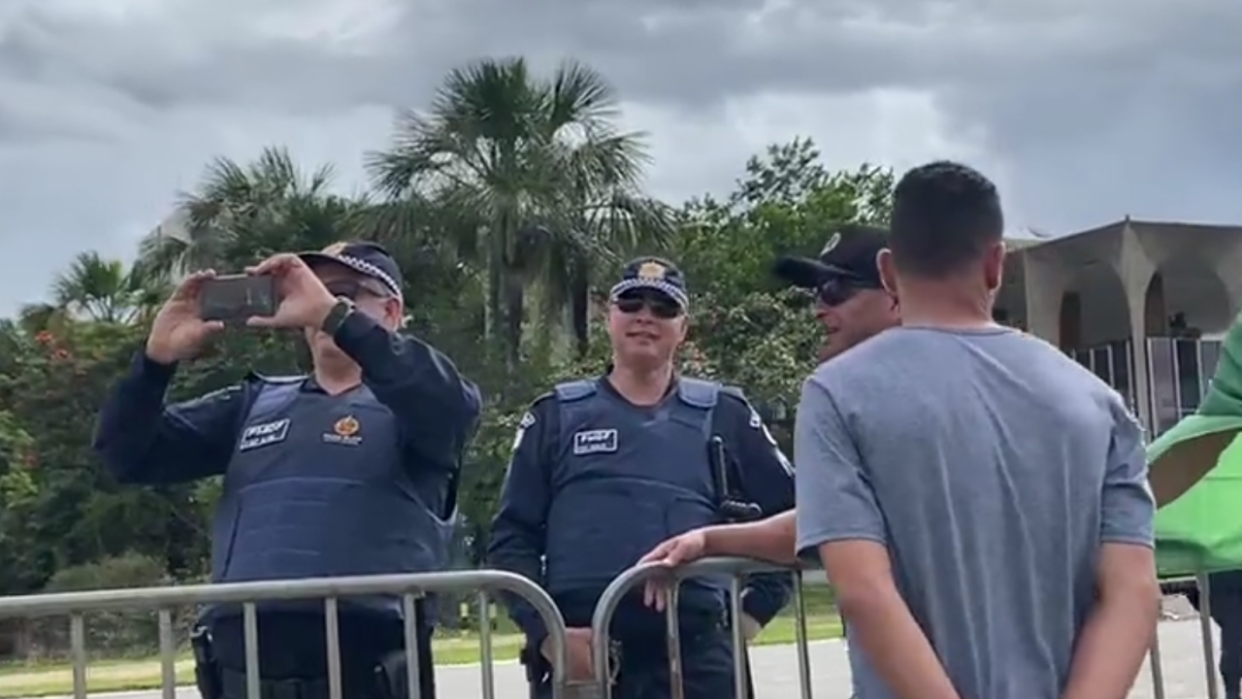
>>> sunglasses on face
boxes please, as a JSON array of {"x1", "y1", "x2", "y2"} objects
[
  {"x1": 324, "y1": 279, "x2": 388, "y2": 301},
  {"x1": 614, "y1": 292, "x2": 683, "y2": 319},
  {"x1": 816, "y1": 279, "x2": 881, "y2": 307}
]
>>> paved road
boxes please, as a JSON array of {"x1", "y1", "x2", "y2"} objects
[{"x1": 54, "y1": 618, "x2": 1221, "y2": 699}]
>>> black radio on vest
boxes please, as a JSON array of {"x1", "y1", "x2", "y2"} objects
[{"x1": 708, "y1": 435, "x2": 763, "y2": 523}]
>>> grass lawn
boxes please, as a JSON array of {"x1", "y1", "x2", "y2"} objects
[{"x1": 0, "y1": 613, "x2": 841, "y2": 698}]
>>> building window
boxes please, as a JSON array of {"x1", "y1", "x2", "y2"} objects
[
  {"x1": 1147, "y1": 338, "x2": 1179, "y2": 435},
  {"x1": 1175, "y1": 339, "x2": 1202, "y2": 417}
]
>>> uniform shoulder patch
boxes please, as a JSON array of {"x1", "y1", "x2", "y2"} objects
[
  {"x1": 511, "y1": 399, "x2": 549, "y2": 452},
  {"x1": 748, "y1": 407, "x2": 764, "y2": 430}
]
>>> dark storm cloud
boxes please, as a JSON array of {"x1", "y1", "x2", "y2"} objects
[{"x1": 1, "y1": 0, "x2": 1241, "y2": 313}]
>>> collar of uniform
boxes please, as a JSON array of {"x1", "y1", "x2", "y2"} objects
[
  {"x1": 600, "y1": 371, "x2": 679, "y2": 403},
  {"x1": 301, "y1": 377, "x2": 370, "y2": 395},
  {"x1": 247, "y1": 372, "x2": 316, "y2": 392}
]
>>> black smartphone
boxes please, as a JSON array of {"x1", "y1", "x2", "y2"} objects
[{"x1": 199, "y1": 274, "x2": 277, "y2": 322}]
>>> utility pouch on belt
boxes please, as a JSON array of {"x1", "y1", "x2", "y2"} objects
[
  {"x1": 191, "y1": 625, "x2": 223, "y2": 699},
  {"x1": 374, "y1": 649, "x2": 409, "y2": 699}
]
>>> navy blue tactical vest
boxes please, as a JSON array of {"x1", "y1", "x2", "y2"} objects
[
  {"x1": 210, "y1": 377, "x2": 456, "y2": 615},
  {"x1": 543, "y1": 377, "x2": 727, "y2": 595}
]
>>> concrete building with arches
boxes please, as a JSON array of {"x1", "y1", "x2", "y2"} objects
[{"x1": 995, "y1": 218, "x2": 1242, "y2": 435}]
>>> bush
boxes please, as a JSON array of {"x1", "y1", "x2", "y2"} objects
[{"x1": 25, "y1": 553, "x2": 195, "y2": 659}]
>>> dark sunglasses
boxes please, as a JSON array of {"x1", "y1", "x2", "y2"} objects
[
  {"x1": 325, "y1": 279, "x2": 389, "y2": 301},
  {"x1": 816, "y1": 278, "x2": 882, "y2": 307},
  {"x1": 614, "y1": 292, "x2": 683, "y2": 319}
]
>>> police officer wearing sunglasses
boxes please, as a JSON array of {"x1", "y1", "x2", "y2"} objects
[
  {"x1": 95, "y1": 241, "x2": 481, "y2": 699},
  {"x1": 488, "y1": 257, "x2": 796, "y2": 699}
]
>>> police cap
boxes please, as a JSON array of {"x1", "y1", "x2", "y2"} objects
[
  {"x1": 299, "y1": 241, "x2": 404, "y2": 298},
  {"x1": 608, "y1": 256, "x2": 689, "y2": 311}
]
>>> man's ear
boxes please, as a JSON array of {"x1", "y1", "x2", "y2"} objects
[
  {"x1": 385, "y1": 298, "x2": 406, "y2": 330},
  {"x1": 876, "y1": 248, "x2": 898, "y2": 296},
  {"x1": 984, "y1": 240, "x2": 1006, "y2": 293}
]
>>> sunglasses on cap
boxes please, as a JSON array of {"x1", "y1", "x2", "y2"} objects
[
  {"x1": 324, "y1": 279, "x2": 390, "y2": 301},
  {"x1": 614, "y1": 291, "x2": 684, "y2": 319},
  {"x1": 816, "y1": 278, "x2": 883, "y2": 307}
]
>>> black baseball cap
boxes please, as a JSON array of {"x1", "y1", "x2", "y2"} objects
[
  {"x1": 772, "y1": 224, "x2": 888, "y2": 289},
  {"x1": 608, "y1": 256, "x2": 689, "y2": 310},
  {"x1": 299, "y1": 241, "x2": 404, "y2": 298}
]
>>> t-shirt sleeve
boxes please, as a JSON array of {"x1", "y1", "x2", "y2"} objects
[
  {"x1": 1100, "y1": 394, "x2": 1155, "y2": 547},
  {"x1": 794, "y1": 376, "x2": 888, "y2": 560}
]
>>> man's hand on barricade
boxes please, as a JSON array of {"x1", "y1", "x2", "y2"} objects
[
  {"x1": 639, "y1": 529, "x2": 708, "y2": 611},
  {"x1": 541, "y1": 627, "x2": 594, "y2": 681}
]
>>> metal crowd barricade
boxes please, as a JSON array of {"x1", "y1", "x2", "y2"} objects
[
  {"x1": 0, "y1": 570, "x2": 571, "y2": 699},
  {"x1": 589, "y1": 557, "x2": 817, "y2": 699},
  {"x1": 1152, "y1": 571, "x2": 1220, "y2": 699}
]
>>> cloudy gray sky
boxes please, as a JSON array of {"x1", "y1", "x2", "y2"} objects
[{"x1": 1, "y1": 0, "x2": 1239, "y2": 315}]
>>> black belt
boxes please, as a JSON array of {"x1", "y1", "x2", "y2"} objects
[{"x1": 219, "y1": 668, "x2": 378, "y2": 699}]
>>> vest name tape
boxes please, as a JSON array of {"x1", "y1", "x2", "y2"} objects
[
  {"x1": 238, "y1": 418, "x2": 291, "y2": 452},
  {"x1": 572, "y1": 428, "x2": 618, "y2": 455}
]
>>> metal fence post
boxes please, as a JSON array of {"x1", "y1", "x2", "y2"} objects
[
  {"x1": 0, "y1": 570, "x2": 570, "y2": 699},
  {"x1": 591, "y1": 557, "x2": 817, "y2": 699}
]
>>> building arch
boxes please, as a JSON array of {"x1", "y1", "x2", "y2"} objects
[
  {"x1": 1144, "y1": 252, "x2": 1232, "y2": 338},
  {"x1": 1058, "y1": 261, "x2": 1131, "y2": 350}
]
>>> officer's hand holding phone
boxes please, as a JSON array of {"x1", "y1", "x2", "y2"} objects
[
  {"x1": 145, "y1": 271, "x2": 229, "y2": 365},
  {"x1": 242, "y1": 253, "x2": 337, "y2": 329}
]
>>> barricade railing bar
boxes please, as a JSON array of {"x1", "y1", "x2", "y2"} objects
[
  {"x1": 0, "y1": 563, "x2": 1220, "y2": 699},
  {"x1": 1153, "y1": 572, "x2": 1217, "y2": 699},
  {"x1": 591, "y1": 559, "x2": 1220, "y2": 699},
  {"x1": 0, "y1": 570, "x2": 570, "y2": 699},
  {"x1": 589, "y1": 557, "x2": 821, "y2": 699}
]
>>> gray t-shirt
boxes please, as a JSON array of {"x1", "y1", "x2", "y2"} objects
[{"x1": 794, "y1": 326, "x2": 1154, "y2": 699}]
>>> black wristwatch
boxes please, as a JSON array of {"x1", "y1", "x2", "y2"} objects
[{"x1": 320, "y1": 297, "x2": 356, "y2": 335}]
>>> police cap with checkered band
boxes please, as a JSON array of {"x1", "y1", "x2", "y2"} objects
[
  {"x1": 608, "y1": 256, "x2": 690, "y2": 311},
  {"x1": 298, "y1": 241, "x2": 404, "y2": 298}
]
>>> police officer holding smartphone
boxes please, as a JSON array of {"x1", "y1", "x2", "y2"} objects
[
  {"x1": 94, "y1": 242, "x2": 481, "y2": 699},
  {"x1": 487, "y1": 257, "x2": 796, "y2": 699}
]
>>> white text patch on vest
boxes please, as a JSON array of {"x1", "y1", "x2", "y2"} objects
[
  {"x1": 238, "y1": 418, "x2": 291, "y2": 451},
  {"x1": 573, "y1": 428, "x2": 618, "y2": 455}
]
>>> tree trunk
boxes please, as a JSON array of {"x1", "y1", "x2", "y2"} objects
[
  {"x1": 569, "y1": 259, "x2": 591, "y2": 358},
  {"x1": 503, "y1": 277, "x2": 524, "y2": 371}
]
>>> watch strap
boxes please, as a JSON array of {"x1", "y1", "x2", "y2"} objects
[{"x1": 321, "y1": 298, "x2": 356, "y2": 335}]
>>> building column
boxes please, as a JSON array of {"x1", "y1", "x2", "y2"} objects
[
  {"x1": 1021, "y1": 250, "x2": 1067, "y2": 345},
  {"x1": 1117, "y1": 224, "x2": 1157, "y2": 427}
]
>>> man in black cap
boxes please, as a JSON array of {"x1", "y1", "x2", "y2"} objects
[
  {"x1": 773, "y1": 223, "x2": 899, "y2": 363},
  {"x1": 95, "y1": 242, "x2": 482, "y2": 699},
  {"x1": 488, "y1": 256, "x2": 796, "y2": 699},
  {"x1": 636, "y1": 223, "x2": 900, "y2": 607}
]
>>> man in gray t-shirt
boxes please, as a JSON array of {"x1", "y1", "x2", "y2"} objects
[{"x1": 796, "y1": 161, "x2": 1160, "y2": 699}]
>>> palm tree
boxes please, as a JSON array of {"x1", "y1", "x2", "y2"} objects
[
  {"x1": 38, "y1": 252, "x2": 167, "y2": 324},
  {"x1": 138, "y1": 147, "x2": 360, "y2": 279},
  {"x1": 365, "y1": 57, "x2": 674, "y2": 366}
]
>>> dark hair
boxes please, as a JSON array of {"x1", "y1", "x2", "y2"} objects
[{"x1": 889, "y1": 160, "x2": 1003, "y2": 277}]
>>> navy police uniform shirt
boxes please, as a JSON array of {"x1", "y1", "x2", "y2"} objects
[
  {"x1": 93, "y1": 310, "x2": 482, "y2": 613},
  {"x1": 487, "y1": 375, "x2": 796, "y2": 647}
]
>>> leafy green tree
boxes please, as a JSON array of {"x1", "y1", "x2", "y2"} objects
[
  {"x1": 137, "y1": 147, "x2": 366, "y2": 278},
  {"x1": 665, "y1": 140, "x2": 893, "y2": 419},
  {"x1": 366, "y1": 57, "x2": 674, "y2": 367},
  {"x1": 50, "y1": 252, "x2": 167, "y2": 323}
]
